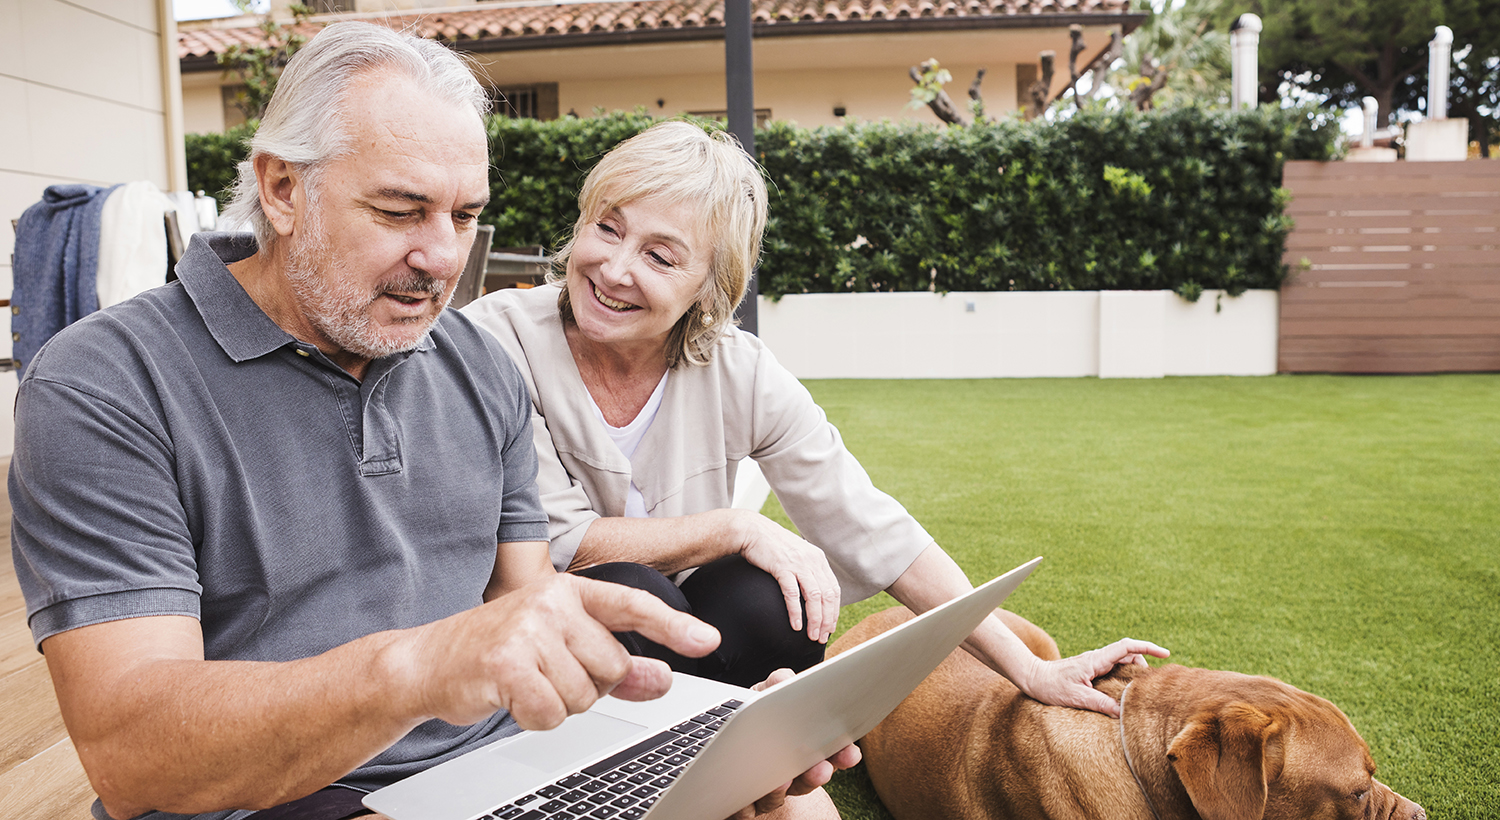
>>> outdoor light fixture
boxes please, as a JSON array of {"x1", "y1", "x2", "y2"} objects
[{"x1": 833, "y1": 106, "x2": 847, "y2": 117}]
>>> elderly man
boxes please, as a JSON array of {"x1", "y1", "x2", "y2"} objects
[{"x1": 9, "y1": 22, "x2": 852, "y2": 820}]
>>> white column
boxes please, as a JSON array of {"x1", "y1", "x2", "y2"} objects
[
  {"x1": 1230, "y1": 13, "x2": 1262, "y2": 110},
  {"x1": 1429, "y1": 26, "x2": 1453, "y2": 120},
  {"x1": 1362, "y1": 97, "x2": 1379, "y2": 148}
]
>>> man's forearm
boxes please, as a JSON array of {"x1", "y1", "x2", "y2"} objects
[
  {"x1": 46, "y1": 618, "x2": 425, "y2": 819},
  {"x1": 47, "y1": 575, "x2": 717, "y2": 820}
]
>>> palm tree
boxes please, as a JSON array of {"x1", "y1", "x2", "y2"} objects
[{"x1": 1109, "y1": 0, "x2": 1234, "y2": 109}]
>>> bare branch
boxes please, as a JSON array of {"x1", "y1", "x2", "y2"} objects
[
  {"x1": 1026, "y1": 50, "x2": 1057, "y2": 120},
  {"x1": 1068, "y1": 24, "x2": 1087, "y2": 90},
  {"x1": 1080, "y1": 30, "x2": 1122, "y2": 102},
  {"x1": 968, "y1": 68, "x2": 988, "y2": 122},
  {"x1": 910, "y1": 59, "x2": 969, "y2": 125}
]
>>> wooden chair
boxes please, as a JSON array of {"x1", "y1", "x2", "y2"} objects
[
  {"x1": 449, "y1": 224, "x2": 496, "y2": 309},
  {"x1": 484, "y1": 245, "x2": 549, "y2": 292}
]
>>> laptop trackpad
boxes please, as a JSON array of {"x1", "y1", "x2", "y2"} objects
[{"x1": 493, "y1": 710, "x2": 647, "y2": 774}]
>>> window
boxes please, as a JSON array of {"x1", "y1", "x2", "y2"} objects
[{"x1": 490, "y1": 84, "x2": 560, "y2": 120}]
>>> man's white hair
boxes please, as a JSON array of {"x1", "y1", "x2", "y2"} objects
[{"x1": 221, "y1": 21, "x2": 490, "y2": 248}]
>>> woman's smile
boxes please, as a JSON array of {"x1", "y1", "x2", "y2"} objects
[{"x1": 593, "y1": 282, "x2": 640, "y2": 312}]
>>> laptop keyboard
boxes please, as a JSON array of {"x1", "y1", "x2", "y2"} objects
[{"x1": 484, "y1": 699, "x2": 744, "y2": 820}]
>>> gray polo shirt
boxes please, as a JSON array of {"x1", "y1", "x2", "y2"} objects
[{"x1": 9, "y1": 233, "x2": 548, "y2": 819}]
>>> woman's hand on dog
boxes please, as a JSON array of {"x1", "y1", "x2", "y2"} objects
[{"x1": 1022, "y1": 638, "x2": 1171, "y2": 718}]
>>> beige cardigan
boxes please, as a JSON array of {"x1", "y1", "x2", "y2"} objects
[{"x1": 462, "y1": 284, "x2": 929, "y2": 602}]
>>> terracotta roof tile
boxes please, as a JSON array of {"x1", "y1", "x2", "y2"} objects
[{"x1": 178, "y1": 0, "x2": 1136, "y2": 62}]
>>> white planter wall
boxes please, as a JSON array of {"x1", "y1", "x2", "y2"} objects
[
  {"x1": 1161, "y1": 289, "x2": 1280, "y2": 376},
  {"x1": 0, "y1": 290, "x2": 1275, "y2": 458},
  {"x1": 757, "y1": 289, "x2": 1278, "y2": 379}
]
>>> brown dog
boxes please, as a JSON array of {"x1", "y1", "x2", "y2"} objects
[{"x1": 829, "y1": 607, "x2": 1426, "y2": 820}]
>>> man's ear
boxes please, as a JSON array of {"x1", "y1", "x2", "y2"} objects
[
  {"x1": 1167, "y1": 703, "x2": 1280, "y2": 820},
  {"x1": 255, "y1": 154, "x2": 301, "y2": 238}
]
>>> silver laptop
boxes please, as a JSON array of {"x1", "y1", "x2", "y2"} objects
[{"x1": 365, "y1": 556, "x2": 1042, "y2": 820}]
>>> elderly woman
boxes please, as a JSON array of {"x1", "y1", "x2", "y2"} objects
[{"x1": 463, "y1": 122, "x2": 1165, "y2": 711}]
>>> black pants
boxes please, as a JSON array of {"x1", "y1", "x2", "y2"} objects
[{"x1": 577, "y1": 556, "x2": 826, "y2": 688}]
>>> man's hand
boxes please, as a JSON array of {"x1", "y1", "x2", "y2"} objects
[
  {"x1": 396, "y1": 574, "x2": 721, "y2": 730},
  {"x1": 42, "y1": 575, "x2": 720, "y2": 818},
  {"x1": 724, "y1": 669, "x2": 863, "y2": 819}
]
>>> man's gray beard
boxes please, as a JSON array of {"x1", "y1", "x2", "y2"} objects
[{"x1": 283, "y1": 215, "x2": 454, "y2": 361}]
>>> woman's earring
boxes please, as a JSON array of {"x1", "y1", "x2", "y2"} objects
[{"x1": 701, "y1": 312, "x2": 714, "y2": 326}]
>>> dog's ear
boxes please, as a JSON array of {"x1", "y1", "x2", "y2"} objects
[{"x1": 1167, "y1": 703, "x2": 1280, "y2": 820}]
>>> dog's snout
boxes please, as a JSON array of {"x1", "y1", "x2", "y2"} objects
[{"x1": 1386, "y1": 795, "x2": 1426, "y2": 820}]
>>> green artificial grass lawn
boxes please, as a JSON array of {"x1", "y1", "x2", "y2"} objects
[{"x1": 757, "y1": 374, "x2": 1499, "y2": 820}]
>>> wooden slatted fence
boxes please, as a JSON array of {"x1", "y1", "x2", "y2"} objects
[{"x1": 1279, "y1": 160, "x2": 1500, "y2": 373}]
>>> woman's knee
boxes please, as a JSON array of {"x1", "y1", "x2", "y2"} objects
[
  {"x1": 574, "y1": 562, "x2": 690, "y2": 612},
  {"x1": 680, "y1": 556, "x2": 826, "y2": 684}
]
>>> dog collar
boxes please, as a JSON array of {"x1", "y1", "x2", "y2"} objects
[{"x1": 1118, "y1": 681, "x2": 1166, "y2": 820}]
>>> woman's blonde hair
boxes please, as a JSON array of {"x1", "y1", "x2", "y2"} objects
[{"x1": 549, "y1": 121, "x2": 769, "y2": 369}]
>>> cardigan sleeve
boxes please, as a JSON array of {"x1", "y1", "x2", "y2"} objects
[{"x1": 739, "y1": 343, "x2": 931, "y2": 603}]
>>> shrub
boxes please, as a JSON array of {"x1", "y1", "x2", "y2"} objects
[
  {"x1": 185, "y1": 121, "x2": 257, "y2": 205},
  {"x1": 485, "y1": 110, "x2": 662, "y2": 250},
  {"x1": 185, "y1": 105, "x2": 1340, "y2": 297},
  {"x1": 753, "y1": 105, "x2": 1340, "y2": 298}
]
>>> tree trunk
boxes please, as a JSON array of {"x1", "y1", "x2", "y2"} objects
[{"x1": 1027, "y1": 51, "x2": 1057, "y2": 120}]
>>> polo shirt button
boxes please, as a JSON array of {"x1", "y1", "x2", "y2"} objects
[{"x1": 11, "y1": 332, "x2": 18, "y2": 341}]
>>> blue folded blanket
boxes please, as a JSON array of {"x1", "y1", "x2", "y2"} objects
[{"x1": 11, "y1": 183, "x2": 120, "y2": 376}]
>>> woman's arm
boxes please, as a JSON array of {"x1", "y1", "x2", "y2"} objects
[{"x1": 886, "y1": 543, "x2": 1169, "y2": 717}]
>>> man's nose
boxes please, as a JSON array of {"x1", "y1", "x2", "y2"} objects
[{"x1": 409, "y1": 218, "x2": 472, "y2": 280}]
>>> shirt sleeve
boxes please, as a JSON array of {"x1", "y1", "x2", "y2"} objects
[
  {"x1": 479, "y1": 327, "x2": 551, "y2": 547},
  {"x1": 9, "y1": 342, "x2": 201, "y2": 649},
  {"x1": 742, "y1": 344, "x2": 932, "y2": 603}
]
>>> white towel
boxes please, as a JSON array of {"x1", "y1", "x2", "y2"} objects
[{"x1": 97, "y1": 181, "x2": 178, "y2": 309}]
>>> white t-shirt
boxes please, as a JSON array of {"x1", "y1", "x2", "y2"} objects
[{"x1": 586, "y1": 371, "x2": 669, "y2": 518}]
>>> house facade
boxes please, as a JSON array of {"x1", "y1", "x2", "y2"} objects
[
  {"x1": 178, "y1": 0, "x2": 1145, "y2": 134},
  {"x1": 1, "y1": 0, "x2": 187, "y2": 458}
]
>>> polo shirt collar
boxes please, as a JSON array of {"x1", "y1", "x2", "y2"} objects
[{"x1": 178, "y1": 232, "x2": 436, "y2": 364}]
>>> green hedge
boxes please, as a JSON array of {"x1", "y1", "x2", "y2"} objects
[
  {"x1": 187, "y1": 106, "x2": 1340, "y2": 299},
  {"x1": 185, "y1": 121, "x2": 258, "y2": 205}
]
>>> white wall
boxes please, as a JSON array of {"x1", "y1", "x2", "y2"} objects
[
  {"x1": 757, "y1": 290, "x2": 1279, "y2": 379},
  {"x1": 0, "y1": 0, "x2": 182, "y2": 456}
]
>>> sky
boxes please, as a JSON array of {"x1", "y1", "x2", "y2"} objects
[{"x1": 175, "y1": 0, "x2": 265, "y2": 21}]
